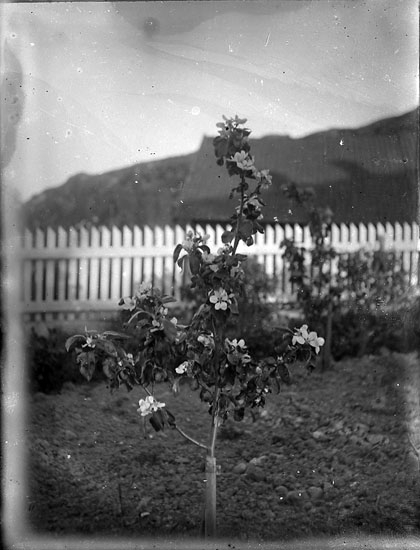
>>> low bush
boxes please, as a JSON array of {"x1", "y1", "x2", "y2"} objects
[{"x1": 26, "y1": 324, "x2": 86, "y2": 394}]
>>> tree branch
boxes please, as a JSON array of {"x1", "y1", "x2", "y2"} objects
[
  {"x1": 174, "y1": 425, "x2": 208, "y2": 450},
  {"x1": 141, "y1": 385, "x2": 208, "y2": 450}
]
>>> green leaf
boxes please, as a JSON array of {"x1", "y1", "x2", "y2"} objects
[
  {"x1": 127, "y1": 309, "x2": 153, "y2": 326},
  {"x1": 141, "y1": 361, "x2": 154, "y2": 385},
  {"x1": 77, "y1": 351, "x2": 96, "y2": 381},
  {"x1": 102, "y1": 331, "x2": 131, "y2": 340},
  {"x1": 102, "y1": 357, "x2": 117, "y2": 379},
  {"x1": 149, "y1": 410, "x2": 165, "y2": 432},
  {"x1": 162, "y1": 295, "x2": 177, "y2": 304},
  {"x1": 162, "y1": 319, "x2": 178, "y2": 342},
  {"x1": 95, "y1": 339, "x2": 118, "y2": 357},
  {"x1": 221, "y1": 230, "x2": 235, "y2": 244},
  {"x1": 173, "y1": 243, "x2": 183, "y2": 263},
  {"x1": 270, "y1": 375, "x2": 281, "y2": 394},
  {"x1": 189, "y1": 253, "x2": 201, "y2": 275},
  {"x1": 278, "y1": 363, "x2": 291, "y2": 385},
  {"x1": 165, "y1": 409, "x2": 176, "y2": 428},
  {"x1": 235, "y1": 254, "x2": 248, "y2": 261},
  {"x1": 233, "y1": 407, "x2": 245, "y2": 421},
  {"x1": 177, "y1": 255, "x2": 186, "y2": 270},
  {"x1": 229, "y1": 296, "x2": 239, "y2": 315},
  {"x1": 65, "y1": 335, "x2": 86, "y2": 352},
  {"x1": 213, "y1": 135, "x2": 228, "y2": 159},
  {"x1": 240, "y1": 220, "x2": 254, "y2": 238},
  {"x1": 200, "y1": 244, "x2": 211, "y2": 254}
]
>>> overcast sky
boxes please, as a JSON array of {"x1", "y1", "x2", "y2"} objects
[{"x1": 1, "y1": 0, "x2": 418, "y2": 201}]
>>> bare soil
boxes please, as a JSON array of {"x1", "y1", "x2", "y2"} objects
[{"x1": 27, "y1": 351, "x2": 420, "y2": 542}]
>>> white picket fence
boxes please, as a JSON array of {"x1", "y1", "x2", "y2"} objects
[{"x1": 18, "y1": 222, "x2": 419, "y2": 324}]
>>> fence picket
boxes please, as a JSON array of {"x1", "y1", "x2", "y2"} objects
[
  {"x1": 349, "y1": 223, "x2": 358, "y2": 251},
  {"x1": 99, "y1": 227, "x2": 111, "y2": 300},
  {"x1": 358, "y1": 223, "x2": 368, "y2": 248},
  {"x1": 44, "y1": 228, "x2": 56, "y2": 301},
  {"x1": 132, "y1": 226, "x2": 143, "y2": 291},
  {"x1": 18, "y1": 222, "x2": 419, "y2": 322},
  {"x1": 143, "y1": 225, "x2": 154, "y2": 286},
  {"x1": 34, "y1": 228, "x2": 45, "y2": 303},
  {"x1": 89, "y1": 227, "x2": 100, "y2": 300},
  {"x1": 121, "y1": 226, "x2": 133, "y2": 297},
  {"x1": 367, "y1": 223, "x2": 377, "y2": 249},
  {"x1": 56, "y1": 227, "x2": 68, "y2": 302},
  {"x1": 78, "y1": 227, "x2": 90, "y2": 301}
]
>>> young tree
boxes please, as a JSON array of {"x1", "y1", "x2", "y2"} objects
[
  {"x1": 281, "y1": 183, "x2": 334, "y2": 369},
  {"x1": 66, "y1": 116, "x2": 324, "y2": 537}
]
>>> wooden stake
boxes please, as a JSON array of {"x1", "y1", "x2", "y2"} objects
[{"x1": 204, "y1": 456, "x2": 217, "y2": 538}]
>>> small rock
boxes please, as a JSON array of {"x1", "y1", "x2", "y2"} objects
[
  {"x1": 312, "y1": 430, "x2": 329, "y2": 441},
  {"x1": 63, "y1": 429, "x2": 77, "y2": 440},
  {"x1": 276, "y1": 485, "x2": 288, "y2": 498},
  {"x1": 357, "y1": 487, "x2": 368, "y2": 498},
  {"x1": 332, "y1": 419, "x2": 345, "y2": 431},
  {"x1": 307, "y1": 486, "x2": 323, "y2": 500},
  {"x1": 323, "y1": 481, "x2": 334, "y2": 492},
  {"x1": 353, "y1": 422, "x2": 369, "y2": 435},
  {"x1": 286, "y1": 490, "x2": 305, "y2": 505},
  {"x1": 246, "y1": 464, "x2": 266, "y2": 482},
  {"x1": 271, "y1": 474, "x2": 287, "y2": 487},
  {"x1": 332, "y1": 478, "x2": 344, "y2": 489},
  {"x1": 136, "y1": 496, "x2": 152, "y2": 512},
  {"x1": 249, "y1": 455, "x2": 268, "y2": 466},
  {"x1": 233, "y1": 462, "x2": 247, "y2": 474},
  {"x1": 366, "y1": 433, "x2": 388, "y2": 446}
]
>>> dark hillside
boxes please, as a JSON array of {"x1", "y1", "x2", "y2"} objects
[
  {"x1": 177, "y1": 109, "x2": 419, "y2": 225},
  {"x1": 20, "y1": 110, "x2": 418, "y2": 230},
  {"x1": 21, "y1": 153, "x2": 195, "y2": 230}
]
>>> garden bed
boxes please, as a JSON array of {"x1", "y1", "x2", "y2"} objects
[{"x1": 27, "y1": 351, "x2": 420, "y2": 542}]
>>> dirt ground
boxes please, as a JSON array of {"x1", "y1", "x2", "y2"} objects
[{"x1": 26, "y1": 351, "x2": 420, "y2": 543}]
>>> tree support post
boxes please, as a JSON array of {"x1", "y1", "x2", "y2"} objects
[{"x1": 204, "y1": 455, "x2": 217, "y2": 537}]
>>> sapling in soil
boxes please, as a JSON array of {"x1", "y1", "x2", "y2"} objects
[{"x1": 66, "y1": 116, "x2": 324, "y2": 538}]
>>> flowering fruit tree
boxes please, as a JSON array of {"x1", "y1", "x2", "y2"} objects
[{"x1": 66, "y1": 116, "x2": 324, "y2": 537}]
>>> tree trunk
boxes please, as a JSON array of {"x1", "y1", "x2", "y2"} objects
[{"x1": 204, "y1": 455, "x2": 217, "y2": 537}]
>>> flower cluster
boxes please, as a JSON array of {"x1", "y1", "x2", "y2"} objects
[
  {"x1": 228, "y1": 150, "x2": 272, "y2": 192},
  {"x1": 292, "y1": 324, "x2": 325, "y2": 354},
  {"x1": 209, "y1": 288, "x2": 232, "y2": 311},
  {"x1": 137, "y1": 395, "x2": 166, "y2": 417},
  {"x1": 197, "y1": 332, "x2": 215, "y2": 349},
  {"x1": 225, "y1": 337, "x2": 251, "y2": 365},
  {"x1": 176, "y1": 360, "x2": 193, "y2": 375}
]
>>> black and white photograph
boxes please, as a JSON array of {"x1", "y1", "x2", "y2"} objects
[{"x1": 2, "y1": 1, "x2": 419, "y2": 549}]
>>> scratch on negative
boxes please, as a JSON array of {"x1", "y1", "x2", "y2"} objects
[
  {"x1": 38, "y1": 107, "x2": 95, "y2": 135},
  {"x1": 264, "y1": 32, "x2": 271, "y2": 47}
]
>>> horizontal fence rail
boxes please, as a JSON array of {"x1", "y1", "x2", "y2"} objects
[{"x1": 18, "y1": 222, "x2": 419, "y2": 324}]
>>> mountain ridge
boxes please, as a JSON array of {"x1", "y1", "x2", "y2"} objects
[{"x1": 21, "y1": 109, "x2": 418, "y2": 230}]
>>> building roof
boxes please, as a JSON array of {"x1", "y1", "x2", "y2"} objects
[{"x1": 176, "y1": 109, "x2": 419, "y2": 225}]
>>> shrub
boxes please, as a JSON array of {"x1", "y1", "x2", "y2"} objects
[{"x1": 27, "y1": 324, "x2": 86, "y2": 393}]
